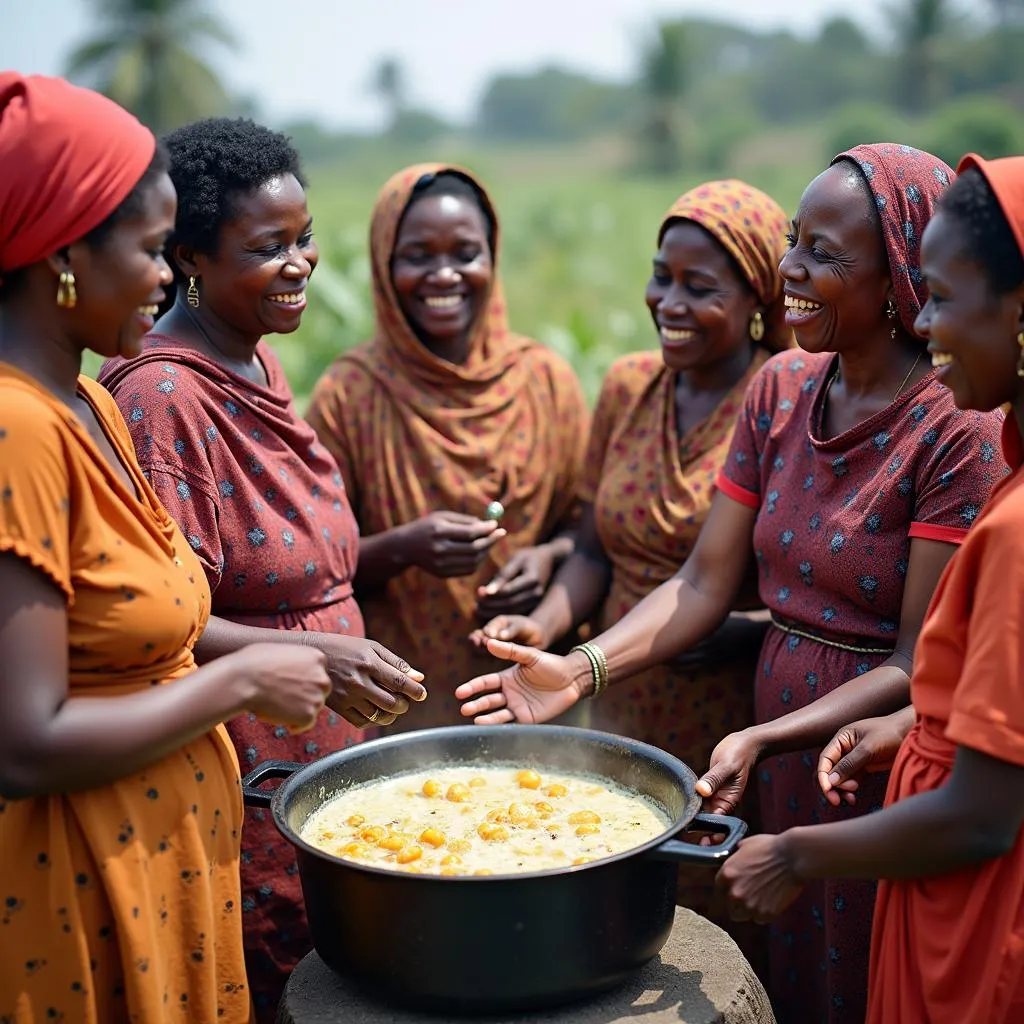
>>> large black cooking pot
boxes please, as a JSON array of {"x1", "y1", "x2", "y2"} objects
[{"x1": 242, "y1": 725, "x2": 746, "y2": 1014}]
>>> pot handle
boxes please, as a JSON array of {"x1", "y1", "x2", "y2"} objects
[
  {"x1": 241, "y1": 760, "x2": 302, "y2": 808},
  {"x1": 648, "y1": 812, "x2": 748, "y2": 865}
]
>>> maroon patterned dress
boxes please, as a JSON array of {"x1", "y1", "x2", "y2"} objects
[
  {"x1": 99, "y1": 338, "x2": 364, "y2": 1021},
  {"x1": 716, "y1": 348, "x2": 1007, "y2": 1024}
]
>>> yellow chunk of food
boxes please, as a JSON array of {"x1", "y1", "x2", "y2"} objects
[
  {"x1": 447, "y1": 839, "x2": 471, "y2": 855},
  {"x1": 422, "y1": 780, "x2": 443, "y2": 798},
  {"x1": 339, "y1": 842, "x2": 371, "y2": 858},
  {"x1": 485, "y1": 808, "x2": 508, "y2": 824},
  {"x1": 320, "y1": 830, "x2": 335, "y2": 840},
  {"x1": 345, "y1": 815, "x2": 365, "y2": 828},
  {"x1": 507, "y1": 803, "x2": 533, "y2": 824},
  {"x1": 440, "y1": 854, "x2": 462, "y2": 866},
  {"x1": 515, "y1": 769, "x2": 542, "y2": 790},
  {"x1": 575, "y1": 824, "x2": 601, "y2": 837},
  {"x1": 533, "y1": 801, "x2": 554, "y2": 818},
  {"x1": 568, "y1": 810, "x2": 601, "y2": 825},
  {"x1": 544, "y1": 784, "x2": 568, "y2": 798},
  {"x1": 572, "y1": 856, "x2": 591, "y2": 865},
  {"x1": 396, "y1": 845, "x2": 423, "y2": 864},
  {"x1": 446, "y1": 783, "x2": 471, "y2": 803},
  {"x1": 474, "y1": 869, "x2": 493, "y2": 876},
  {"x1": 469, "y1": 777, "x2": 487, "y2": 788},
  {"x1": 360, "y1": 826, "x2": 386, "y2": 844},
  {"x1": 379, "y1": 834, "x2": 407, "y2": 852},
  {"x1": 440, "y1": 867, "x2": 462, "y2": 876},
  {"x1": 419, "y1": 828, "x2": 446, "y2": 848},
  {"x1": 478, "y1": 823, "x2": 510, "y2": 842}
]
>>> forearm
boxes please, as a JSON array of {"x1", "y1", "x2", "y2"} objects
[
  {"x1": 786, "y1": 784, "x2": 1013, "y2": 881},
  {"x1": 3, "y1": 658, "x2": 247, "y2": 797},
  {"x1": 751, "y1": 658, "x2": 912, "y2": 758},
  {"x1": 194, "y1": 614, "x2": 310, "y2": 664},
  {"x1": 529, "y1": 549, "x2": 612, "y2": 648},
  {"x1": 353, "y1": 527, "x2": 413, "y2": 591}
]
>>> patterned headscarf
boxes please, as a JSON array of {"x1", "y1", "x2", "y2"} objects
[
  {"x1": 832, "y1": 144, "x2": 955, "y2": 337},
  {"x1": 0, "y1": 73, "x2": 154, "y2": 282},
  {"x1": 659, "y1": 178, "x2": 793, "y2": 353},
  {"x1": 958, "y1": 153, "x2": 1024, "y2": 260}
]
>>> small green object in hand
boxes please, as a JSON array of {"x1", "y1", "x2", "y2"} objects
[{"x1": 485, "y1": 500, "x2": 505, "y2": 522}]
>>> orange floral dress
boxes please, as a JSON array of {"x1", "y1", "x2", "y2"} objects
[{"x1": 0, "y1": 366, "x2": 249, "y2": 1024}]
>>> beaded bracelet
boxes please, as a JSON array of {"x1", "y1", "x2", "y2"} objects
[{"x1": 569, "y1": 642, "x2": 609, "y2": 699}]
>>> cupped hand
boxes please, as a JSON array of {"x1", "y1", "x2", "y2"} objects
[
  {"x1": 455, "y1": 637, "x2": 584, "y2": 724},
  {"x1": 311, "y1": 634, "x2": 426, "y2": 729},
  {"x1": 716, "y1": 833, "x2": 805, "y2": 924},
  {"x1": 818, "y1": 712, "x2": 911, "y2": 807},
  {"x1": 695, "y1": 730, "x2": 763, "y2": 815},
  {"x1": 475, "y1": 544, "x2": 556, "y2": 617},
  {"x1": 469, "y1": 614, "x2": 548, "y2": 650},
  {"x1": 236, "y1": 642, "x2": 332, "y2": 733},
  {"x1": 401, "y1": 511, "x2": 506, "y2": 578}
]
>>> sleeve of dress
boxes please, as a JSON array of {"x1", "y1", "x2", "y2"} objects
[
  {"x1": 908, "y1": 409, "x2": 1007, "y2": 545},
  {"x1": 945, "y1": 497, "x2": 1024, "y2": 766},
  {"x1": 0, "y1": 391, "x2": 75, "y2": 603},
  {"x1": 306, "y1": 361, "x2": 361, "y2": 512},
  {"x1": 715, "y1": 362, "x2": 774, "y2": 510}
]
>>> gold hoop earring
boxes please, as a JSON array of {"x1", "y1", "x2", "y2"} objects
[
  {"x1": 1016, "y1": 331, "x2": 1024, "y2": 379},
  {"x1": 187, "y1": 276, "x2": 200, "y2": 308},
  {"x1": 56, "y1": 269, "x2": 77, "y2": 309},
  {"x1": 749, "y1": 311, "x2": 765, "y2": 343},
  {"x1": 885, "y1": 299, "x2": 898, "y2": 341}
]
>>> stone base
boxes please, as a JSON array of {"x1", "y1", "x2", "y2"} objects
[{"x1": 276, "y1": 906, "x2": 775, "y2": 1024}]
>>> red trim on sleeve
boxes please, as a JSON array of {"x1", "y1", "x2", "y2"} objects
[
  {"x1": 908, "y1": 522, "x2": 968, "y2": 545},
  {"x1": 715, "y1": 471, "x2": 760, "y2": 510}
]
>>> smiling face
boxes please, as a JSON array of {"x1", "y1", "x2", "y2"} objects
[
  {"x1": 390, "y1": 193, "x2": 493, "y2": 351},
  {"x1": 917, "y1": 209, "x2": 1024, "y2": 411},
  {"x1": 779, "y1": 163, "x2": 892, "y2": 353},
  {"x1": 66, "y1": 170, "x2": 176, "y2": 359},
  {"x1": 645, "y1": 220, "x2": 758, "y2": 374},
  {"x1": 187, "y1": 173, "x2": 317, "y2": 337}
]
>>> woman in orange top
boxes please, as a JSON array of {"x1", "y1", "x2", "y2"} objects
[
  {"x1": 717, "y1": 154, "x2": 1024, "y2": 1024},
  {"x1": 307, "y1": 165, "x2": 588, "y2": 730},
  {"x1": 0, "y1": 74, "x2": 331, "y2": 1024}
]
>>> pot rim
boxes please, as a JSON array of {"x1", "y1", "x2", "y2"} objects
[{"x1": 266, "y1": 724, "x2": 702, "y2": 882}]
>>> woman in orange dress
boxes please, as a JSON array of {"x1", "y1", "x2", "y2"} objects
[
  {"x1": 0, "y1": 74, "x2": 331, "y2": 1024},
  {"x1": 306, "y1": 164, "x2": 588, "y2": 730},
  {"x1": 717, "y1": 154, "x2": 1024, "y2": 1024}
]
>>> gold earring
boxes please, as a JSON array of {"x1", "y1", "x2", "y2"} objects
[
  {"x1": 1016, "y1": 331, "x2": 1024, "y2": 379},
  {"x1": 187, "y1": 275, "x2": 200, "y2": 308},
  {"x1": 886, "y1": 299, "x2": 898, "y2": 341},
  {"x1": 56, "y1": 269, "x2": 77, "y2": 309},
  {"x1": 749, "y1": 311, "x2": 765, "y2": 343}
]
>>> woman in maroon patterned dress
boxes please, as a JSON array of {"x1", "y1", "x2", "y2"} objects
[
  {"x1": 457, "y1": 144, "x2": 1008, "y2": 1024},
  {"x1": 99, "y1": 118, "x2": 425, "y2": 1021}
]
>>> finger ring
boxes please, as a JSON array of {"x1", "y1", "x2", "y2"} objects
[{"x1": 366, "y1": 707, "x2": 381, "y2": 724}]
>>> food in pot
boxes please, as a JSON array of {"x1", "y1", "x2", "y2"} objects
[{"x1": 299, "y1": 766, "x2": 670, "y2": 876}]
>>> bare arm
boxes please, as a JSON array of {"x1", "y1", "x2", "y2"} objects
[{"x1": 0, "y1": 555, "x2": 328, "y2": 799}]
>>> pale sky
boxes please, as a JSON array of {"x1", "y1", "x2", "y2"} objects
[{"x1": 2, "y1": 0, "x2": 970, "y2": 131}]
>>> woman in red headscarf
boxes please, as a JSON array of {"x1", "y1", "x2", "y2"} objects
[
  {"x1": 718, "y1": 154, "x2": 1024, "y2": 1024},
  {"x1": 457, "y1": 145, "x2": 1008, "y2": 1023},
  {"x1": 0, "y1": 74, "x2": 333, "y2": 1024}
]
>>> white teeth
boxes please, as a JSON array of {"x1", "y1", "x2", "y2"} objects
[
  {"x1": 784, "y1": 295, "x2": 823, "y2": 312},
  {"x1": 138, "y1": 305, "x2": 158, "y2": 316},
  {"x1": 424, "y1": 295, "x2": 462, "y2": 309},
  {"x1": 931, "y1": 352, "x2": 953, "y2": 368},
  {"x1": 661, "y1": 327, "x2": 695, "y2": 342},
  {"x1": 268, "y1": 293, "x2": 304, "y2": 305}
]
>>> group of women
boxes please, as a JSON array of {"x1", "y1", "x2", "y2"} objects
[{"x1": 0, "y1": 69, "x2": 1022, "y2": 1024}]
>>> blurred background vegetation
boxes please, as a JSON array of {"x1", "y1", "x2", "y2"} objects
[{"x1": 69, "y1": 0, "x2": 1024, "y2": 405}]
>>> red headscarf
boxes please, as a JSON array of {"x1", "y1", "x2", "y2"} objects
[
  {"x1": 0, "y1": 73, "x2": 155, "y2": 281},
  {"x1": 832, "y1": 143, "x2": 955, "y2": 337},
  {"x1": 958, "y1": 153, "x2": 1024, "y2": 259}
]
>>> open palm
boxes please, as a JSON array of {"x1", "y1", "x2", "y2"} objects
[{"x1": 455, "y1": 638, "x2": 580, "y2": 724}]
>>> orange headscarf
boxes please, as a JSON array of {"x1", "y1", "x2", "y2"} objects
[
  {"x1": 0, "y1": 73, "x2": 155, "y2": 280},
  {"x1": 958, "y1": 153, "x2": 1024, "y2": 257},
  {"x1": 659, "y1": 178, "x2": 793, "y2": 353}
]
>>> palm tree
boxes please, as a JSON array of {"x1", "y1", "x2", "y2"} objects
[
  {"x1": 67, "y1": 0, "x2": 237, "y2": 134},
  {"x1": 886, "y1": 0, "x2": 959, "y2": 113},
  {"x1": 638, "y1": 21, "x2": 689, "y2": 174}
]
